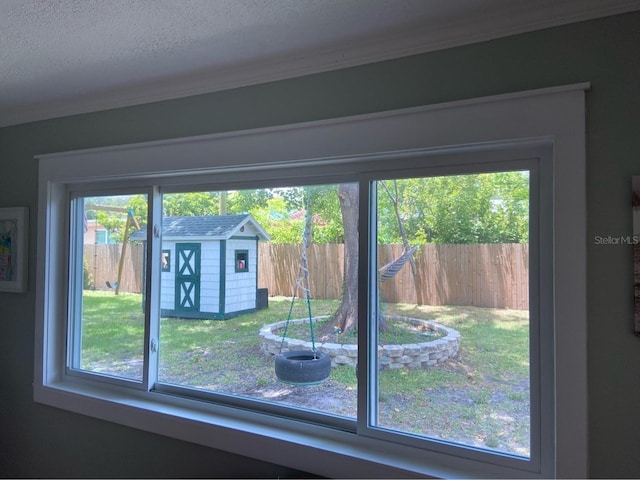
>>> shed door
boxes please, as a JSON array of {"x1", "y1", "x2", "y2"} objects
[{"x1": 175, "y1": 243, "x2": 200, "y2": 313}]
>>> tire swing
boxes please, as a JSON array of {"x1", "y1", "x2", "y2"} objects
[{"x1": 275, "y1": 192, "x2": 331, "y2": 385}]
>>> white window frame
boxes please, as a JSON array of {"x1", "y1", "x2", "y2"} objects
[
  {"x1": 359, "y1": 154, "x2": 549, "y2": 472},
  {"x1": 34, "y1": 84, "x2": 588, "y2": 479}
]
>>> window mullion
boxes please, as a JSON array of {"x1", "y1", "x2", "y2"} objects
[
  {"x1": 143, "y1": 186, "x2": 162, "y2": 390},
  {"x1": 67, "y1": 195, "x2": 85, "y2": 372},
  {"x1": 357, "y1": 176, "x2": 375, "y2": 432}
]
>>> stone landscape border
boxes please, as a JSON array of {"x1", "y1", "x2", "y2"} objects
[{"x1": 259, "y1": 316, "x2": 460, "y2": 369}]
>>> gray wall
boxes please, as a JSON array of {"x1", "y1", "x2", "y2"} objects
[{"x1": 1, "y1": 11, "x2": 639, "y2": 478}]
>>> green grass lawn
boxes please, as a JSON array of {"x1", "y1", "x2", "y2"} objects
[{"x1": 80, "y1": 291, "x2": 530, "y2": 456}]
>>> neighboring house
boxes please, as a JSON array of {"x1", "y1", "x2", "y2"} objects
[
  {"x1": 288, "y1": 210, "x2": 327, "y2": 225},
  {"x1": 83, "y1": 219, "x2": 115, "y2": 245},
  {"x1": 131, "y1": 214, "x2": 270, "y2": 319}
]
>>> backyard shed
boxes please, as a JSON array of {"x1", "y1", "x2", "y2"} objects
[{"x1": 132, "y1": 214, "x2": 270, "y2": 319}]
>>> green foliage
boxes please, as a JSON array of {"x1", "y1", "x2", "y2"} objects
[
  {"x1": 128, "y1": 194, "x2": 149, "y2": 224},
  {"x1": 227, "y1": 189, "x2": 274, "y2": 214},
  {"x1": 115, "y1": 172, "x2": 529, "y2": 246},
  {"x1": 82, "y1": 258, "x2": 95, "y2": 290},
  {"x1": 94, "y1": 211, "x2": 123, "y2": 242},
  {"x1": 306, "y1": 184, "x2": 344, "y2": 243},
  {"x1": 86, "y1": 195, "x2": 145, "y2": 243},
  {"x1": 128, "y1": 192, "x2": 221, "y2": 226},
  {"x1": 377, "y1": 172, "x2": 529, "y2": 244},
  {"x1": 123, "y1": 187, "x2": 346, "y2": 244},
  {"x1": 163, "y1": 192, "x2": 220, "y2": 216},
  {"x1": 249, "y1": 197, "x2": 305, "y2": 243},
  {"x1": 242, "y1": 186, "x2": 345, "y2": 244}
]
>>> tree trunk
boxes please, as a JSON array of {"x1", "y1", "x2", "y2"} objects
[
  {"x1": 381, "y1": 180, "x2": 426, "y2": 305},
  {"x1": 327, "y1": 183, "x2": 359, "y2": 334},
  {"x1": 304, "y1": 196, "x2": 314, "y2": 245}
]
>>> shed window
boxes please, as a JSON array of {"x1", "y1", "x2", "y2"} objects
[
  {"x1": 162, "y1": 250, "x2": 171, "y2": 272},
  {"x1": 235, "y1": 250, "x2": 248, "y2": 272}
]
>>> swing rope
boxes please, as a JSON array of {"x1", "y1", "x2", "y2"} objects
[{"x1": 279, "y1": 190, "x2": 317, "y2": 355}]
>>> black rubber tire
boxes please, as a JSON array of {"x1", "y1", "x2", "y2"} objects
[{"x1": 275, "y1": 350, "x2": 331, "y2": 385}]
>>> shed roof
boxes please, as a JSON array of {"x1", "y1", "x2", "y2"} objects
[{"x1": 129, "y1": 214, "x2": 270, "y2": 241}]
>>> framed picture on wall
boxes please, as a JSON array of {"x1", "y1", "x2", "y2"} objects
[
  {"x1": 0, "y1": 207, "x2": 29, "y2": 293},
  {"x1": 633, "y1": 178, "x2": 640, "y2": 335}
]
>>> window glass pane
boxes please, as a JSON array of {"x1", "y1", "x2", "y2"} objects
[
  {"x1": 162, "y1": 250, "x2": 171, "y2": 272},
  {"x1": 70, "y1": 194, "x2": 148, "y2": 381},
  {"x1": 373, "y1": 172, "x2": 530, "y2": 457},
  {"x1": 157, "y1": 185, "x2": 358, "y2": 418},
  {"x1": 235, "y1": 250, "x2": 249, "y2": 272}
]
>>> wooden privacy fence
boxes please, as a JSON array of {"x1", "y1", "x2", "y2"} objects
[
  {"x1": 85, "y1": 242, "x2": 529, "y2": 309},
  {"x1": 84, "y1": 244, "x2": 144, "y2": 294},
  {"x1": 260, "y1": 243, "x2": 529, "y2": 310},
  {"x1": 375, "y1": 243, "x2": 529, "y2": 310}
]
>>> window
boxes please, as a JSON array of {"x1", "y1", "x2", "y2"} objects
[
  {"x1": 34, "y1": 84, "x2": 588, "y2": 478},
  {"x1": 69, "y1": 193, "x2": 148, "y2": 382},
  {"x1": 162, "y1": 250, "x2": 171, "y2": 272},
  {"x1": 369, "y1": 171, "x2": 533, "y2": 457},
  {"x1": 235, "y1": 250, "x2": 248, "y2": 272}
]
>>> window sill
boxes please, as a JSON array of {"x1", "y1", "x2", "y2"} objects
[{"x1": 34, "y1": 378, "x2": 535, "y2": 479}]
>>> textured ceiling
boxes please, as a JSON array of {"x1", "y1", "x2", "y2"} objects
[{"x1": 1, "y1": 0, "x2": 640, "y2": 126}]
